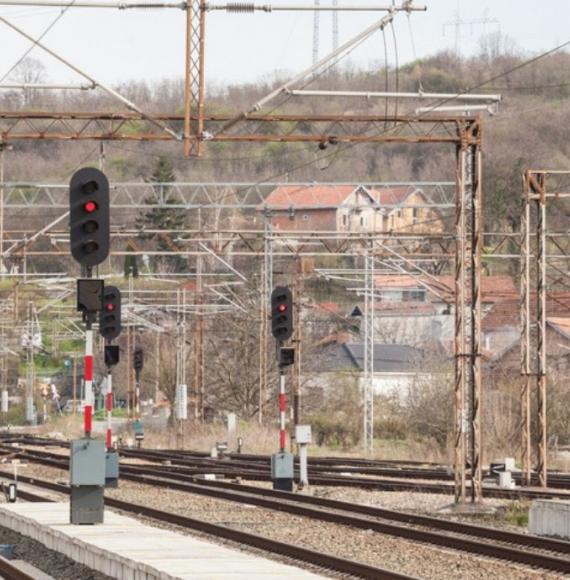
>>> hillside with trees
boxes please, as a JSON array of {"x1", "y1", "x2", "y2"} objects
[{"x1": 2, "y1": 35, "x2": 570, "y2": 236}]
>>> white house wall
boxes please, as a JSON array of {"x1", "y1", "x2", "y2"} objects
[{"x1": 372, "y1": 314, "x2": 454, "y2": 346}]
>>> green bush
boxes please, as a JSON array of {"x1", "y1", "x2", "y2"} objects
[
  {"x1": 311, "y1": 414, "x2": 359, "y2": 448},
  {"x1": 93, "y1": 408, "x2": 129, "y2": 421}
]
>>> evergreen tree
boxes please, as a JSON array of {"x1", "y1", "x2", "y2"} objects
[
  {"x1": 123, "y1": 243, "x2": 139, "y2": 278},
  {"x1": 135, "y1": 155, "x2": 188, "y2": 273}
]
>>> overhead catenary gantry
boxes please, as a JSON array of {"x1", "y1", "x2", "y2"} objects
[
  {"x1": 0, "y1": 0, "x2": 486, "y2": 505},
  {"x1": 0, "y1": 1, "x2": 425, "y2": 154},
  {"x1": 520, "y1": 170, "x2": 570, "y2": 489}
]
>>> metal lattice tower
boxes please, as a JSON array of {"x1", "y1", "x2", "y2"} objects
[
  {"x1": 312, "y1": 0, "x2": 320, "y2": 65},
  {"x1": 258, "y1": 214, "x2": 273, "y2": 423},
  {"x1": 332, "y1": 0, "x2": 339, "y2": 53},
  {"x1": 363, "y1": 252, "x2": 375, "y2": 453}
]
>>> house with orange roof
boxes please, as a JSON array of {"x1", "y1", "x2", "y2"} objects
[
  {"x1": 488, "y1": 316, "x2": 570, "y2": 378},
  {"x1": 260, "y1": 184, "x2": 443, "y2": 234}
]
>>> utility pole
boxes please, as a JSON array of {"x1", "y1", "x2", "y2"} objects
[
  {"x1": 0, "y1": 142, "x2": 9, "y2": 278},
  {"x1": 72, "y1": 356, "x2": 77, "y2": 415},
  {"x1": 155, "y1": 328, "x2": 160, "y2": 404},
  {"x1": 193, "y1": 257, "x2": 204, "y2": 422},
  {"x1": 176, "y1": 288, "x2": 188, "y2": 447},
  {"x1": 291, "y1": 258, "x2": 302, "y2": 445},
  {"x1": 0, "y1": 323, "x2": 6, "y2": 423},
  {"x1": 363, "y1": 252, "x2": 375, "y2": 453},
  {"x1": 25, "y1": 301, "x2": 35, "y2": 424},
  {"x1": 259, "y1": 214, "x2": 273, "y2": 424}
]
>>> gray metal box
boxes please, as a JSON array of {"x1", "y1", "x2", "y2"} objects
[
  {"x1": 70, "y1": 486, "x2": 104, "y2": 525},
  {"x1": 295, "y1": 425, "x2": 312, "y2": 444},
  {"x1": 70, "y1": 439, "x2": 105, "y2": 487},
  {"x1": 271, "y1": 452, "x2": 294, "y2": 479},
  {"x1": 105, "y1": 451, "x2": 119, "y2": 488}
]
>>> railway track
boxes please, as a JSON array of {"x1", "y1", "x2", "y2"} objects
[
  {"x1": 4, "y1": 472, "x2": 414, "y2": 580},
  {"x1": 4, "y1": 442, "x2": 570, "y2": 501},
  {"x1": 0, "y1": 555, "x2": 36, "y2": 580},
  {"x1": 1, "y1": 448, "x2": 570, "y2": 575},
  {"x1": 7, "y1": 434, "x2": 570, "y2": 490}
]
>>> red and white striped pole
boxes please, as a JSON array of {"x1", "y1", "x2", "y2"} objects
[
  {"x1": 84, "y1": 327, "x2": 94, "y2": 437},
  {"x1": 279, "y1": 371, "x2": 286, "y2": 452},
  {"x1": 106, "y1": 369, "x2": 113, "y2": 449}
]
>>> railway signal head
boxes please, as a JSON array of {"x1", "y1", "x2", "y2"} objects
[
  {"x1": 271, "y1": 286, "x2": 293, "y2": 342},
  {"x1": 69, "y1": 167, "x2": 110, "y2": 267},
  {"x1": 99, "y1": 286, "x2": 121, "y2": 340},
  {"x1": 133, "y1": 348, "x2": 144, "y2": 372}
]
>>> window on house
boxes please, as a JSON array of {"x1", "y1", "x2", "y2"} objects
[
  {"x1": 412, "y1": 207, "x2": 419, "y2": 224},
  {"x1": 403, "y1": 289, "x2": 426, "y2": 302},
  {"x1": 342, "y1": 214, "x2": 347, "y2": 227}
]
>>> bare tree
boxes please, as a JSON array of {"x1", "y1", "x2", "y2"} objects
[{"x1": 10, "y1": 57, "x2": 47, "y2": 108}]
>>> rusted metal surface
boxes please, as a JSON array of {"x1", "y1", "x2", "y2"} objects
[
  {"x1": 453, "y1": 145, "x2": 466, "y2": 504},
  {"x1": 0, "y1": 113, "x2": 481, "y2": 145},
  {"x1": 0, "y1": 556, "x2": 37, "y2": 580},
  {"x1": 470, "y1": 145, "x2": 483, "y2": 503},
  {"x1": 535, "y1": 174, "x2": 547, "y2": 488},
  {"x1": 184, "y1": 0, "x2": 206, "y2": 156},
  {"x1": 522, "y1": 170, "x2": 557, "y2": 490},
  {"x1": 454, "y1": 131, "x2": 483, "y2": 504},
  {"x1": 520, "y1": 190, "x2": 531, "y2": 486}
]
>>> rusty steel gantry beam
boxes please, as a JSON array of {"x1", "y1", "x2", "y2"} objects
[
  {"x1": 0, "y1": 112, "x2": 477, "y2": 144},
  {"x1": 0, "y1": 102, "x2": 484, "y2": 503}
]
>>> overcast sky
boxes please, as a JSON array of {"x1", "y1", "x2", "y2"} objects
[{"x1": 0, "y1": 0, "x2": 568, "y2": 88}]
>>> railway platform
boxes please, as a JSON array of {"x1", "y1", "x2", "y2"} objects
[{"x1": 0, "y1": 502, "x2": 323, "y2": 579}]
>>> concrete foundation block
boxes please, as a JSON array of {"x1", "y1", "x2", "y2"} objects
[
  {"x1": 499, "y1": 472, "x2": 515, "y2": 489},
  {"x1": 529, "y1": 500, "x2": 570, "y2": 539}
]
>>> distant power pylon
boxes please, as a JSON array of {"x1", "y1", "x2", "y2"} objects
[
  {"x1": 312, "y1": 0, "x2": 339, "y2": 65},
  {"x1": 443, "y1": 8, "x2": 500, "y2": 55},
  {"x1": 312, "y1": 0, "x2": 320, "y2": 65},
  {"x1": 332, "y1": 0, "x2": 339, "y2": 53}
]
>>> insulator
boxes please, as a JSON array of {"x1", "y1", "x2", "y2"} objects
[{"x1": 225, "y1": 3, "x2": 256, "y2": 12}]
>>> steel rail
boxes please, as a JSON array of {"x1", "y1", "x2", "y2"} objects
[
  {"x1": 3, "y1": 460, "x2": 570, "y2": 575},
  {"x1": 160, "y1": 474, "x2": 570, "y2": 554},
  {"x1": 116, "y1": 471, "x2": 570, "y2": 561},
  {"x1": 0, "y1": 556, "x2": 37, "y2": 580},
  {"x1": 10, "y1": 441, "x2": 570, "y2": 497},
  {"x1": 3, "y1": 473, "x2": 414, "y2": 580}
]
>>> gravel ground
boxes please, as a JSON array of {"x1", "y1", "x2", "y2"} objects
[
  {"x1": 0, "y1": 523, "x2": 111, "y2": 580},
  {"x1": 106, "y1": 479, "x2": 562, "y2": 580},
  {"x1": 2, "y1": 461, "x2": 563, "y2": 579}
]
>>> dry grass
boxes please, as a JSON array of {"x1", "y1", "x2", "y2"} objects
[
  {"x1": 25, "y1": 417, "x2": 450, "y2": 463},
  {"x1": 143, "y1": 421, "x2": 280, "y2": 455},
  {"x1": 35, "y1": 414, "x2": 84, "y2": 440}
]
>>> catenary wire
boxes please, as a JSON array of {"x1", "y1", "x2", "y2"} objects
[{"x1": 0, "y1": 0, "x2": 79, "y2": 84}]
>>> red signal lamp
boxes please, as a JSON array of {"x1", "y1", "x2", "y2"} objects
[
  {"x1": 277, "y1": 304, "x2": 287, "y2": 313},
  {"x1": 106, "y1": 303, "x2": 115, "y2": 312},
  {"x1": 84, "y1": 200, "x2": 97, "y2": 213}
]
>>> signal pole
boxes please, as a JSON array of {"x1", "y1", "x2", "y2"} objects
[
  {"x1": 270, "y1": 286, "x2": 295, "y2": 492},
  {"x1": 69, "y1": 166, "x2": 110, "y2": 524},
  {"x1": 291, "y1": 261, "x2": 302, "y2": 447},
  {"x1": 100, "y1": 286, "x2": 121, "y2": 450}
]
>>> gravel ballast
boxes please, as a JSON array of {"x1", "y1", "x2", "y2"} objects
[{"x1": 2, "y1": 460, "x2": 564, "y2": 579}]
